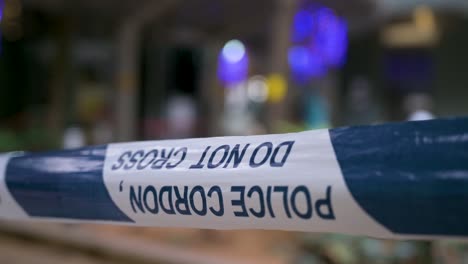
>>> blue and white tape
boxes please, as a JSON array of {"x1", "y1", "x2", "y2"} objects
[{"x1": 0, "y1": 117, "x2": 467, "y2": 239}]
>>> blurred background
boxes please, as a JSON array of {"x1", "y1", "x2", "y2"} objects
[{"x1": 0, "y1": 0, "x2": 468, "y2": 263}]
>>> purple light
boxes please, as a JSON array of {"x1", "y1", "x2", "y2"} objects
[
  {"x1": 292, "y1": 10, "x2": 314, "y2": 43},
  {"x1": 0, "y1": 0, "x2": 3, "y2": 22},
  {"x1": 288, "y1": 46, "x2": 326, "y2": 82},
  {"x1": 217, "y1": 40, "x2": 249, "y2": 86},
  {"x1": 314, "y1": 8, "x2": 348, "y2": 68},
  {"x1": 289, "y1": 6, "x2": 348, "y2": 81}
]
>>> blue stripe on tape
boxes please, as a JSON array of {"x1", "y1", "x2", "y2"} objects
[
  {"x1": 330, "y1": 117, "x2": 468, "y2": 236},
  {"x1": 5, "y1": 145, "x2": 133, "y2": 222}
]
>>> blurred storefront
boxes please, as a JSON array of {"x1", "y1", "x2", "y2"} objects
[{"x1": 1, "y1": 0, "x2": 468, "y2": 263}]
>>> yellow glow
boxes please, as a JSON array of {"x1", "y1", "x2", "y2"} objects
[
  {"x1": 266, "y1": 74, "x2": 287, "y2": 103},
  {"x1": 414, "y1": 5, "x2": 436, "y2": 33},
  {"x1": 381, "y1": 5, "x2": 438, "y2": 48}
]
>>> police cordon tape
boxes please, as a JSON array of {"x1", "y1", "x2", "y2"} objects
[{"x1": 0, "y1": 117, "x2": 467, "y2": 240}]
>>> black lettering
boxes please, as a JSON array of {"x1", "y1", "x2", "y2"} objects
[
  {"x1": 124, "y1": 150, "x2": 144, "y2": 170},
  {"x1": 112, "y1": 151, "x2": 132, "y2": 170},
  {"x1": 207, "y1": 186, "x2": 224, "y2": 216},
  {"x1": 223, "y1": 144, "x2": 250, "y2": 168},
  {"x1": 189, "y1": 186, "x2": 207, "y2": 216},
  {"x1": 291, "y1": 185, "x2": 312, "y2": 219},
  {"x1": 151, "y1": 148, "x2": 174, "y2": 169},
  {"x1": 315, "y1": 186, "x2": 335, "y2": 220},
  {"x1": 159, "y1": 186, "x2": 175, "y2": 214},
  {"x1": 129, "y1": 185, "x2": 144, "y2": 213},
  {"x1": 273, "y1": 186, "x2": 291, "y2": 218},
  {"x1": 231, "y1": 186, "x2": 248, "y2": 217},
  {"x1": 208, "y1": 145, "x2": 230, "y2": 169},
  {"x1": 174, "y1": 186, "x2": 191, "y2": 215},
  {"x1": 250, "y1": 142, "x2": 273, "y2": 168},
  {"x1": 137, "y1": 150, "x2": 158, "y2": 170},
  {"x1": 190, "y1": 146, "x2": 211, "y2": 169},
  {"x1": 270, "y1": 141, "x2": 295, "y2": 167},
  {"x1": 166, "y1": 147, "x2": 187, "y2": 169},
  {"x1": 143, "y1": 186, "x2": 159, "y2": 214},
  {"x1": 247, "y1": 186, "x2": 265, "y2": 218},
  {"x1": 266, "y1": 186, "x2": 275, "y2": 218}
]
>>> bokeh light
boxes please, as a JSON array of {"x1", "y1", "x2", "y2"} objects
[
  {"x1": 247, "y1": 75, "x2": 269, "y2": 103},
  {"x1": 222, "y1": 40, "x2": 246, "y2": 63},
  {"x1": 218, "y1": 39, "x2": 249, "y2": 86},
  {"x1": 289, "y1": 6, "x2": 348, "y2": 82},
  {"x1": 0, "y1": 0, "x2": 3, "y2": 22},
  {"x1": 288, "y1": 46, "x2": 326, "y2": 80},
  {"x1": 291, "y1": 10, "x2": 314, "y2": 43},
  {"x1": 266, "y1": 74, "x2": 287, "y2": 103},
  {"x1": 314, "y1": 8, "x2": 348, "y2": 68}
]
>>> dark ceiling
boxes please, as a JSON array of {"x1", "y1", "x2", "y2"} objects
[{"x1": 19, "y1": 0, "x2": 375, "y2": 48}]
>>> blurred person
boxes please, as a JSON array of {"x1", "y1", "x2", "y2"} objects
[
  {"x1": 345, "y1": 76, "x2": 381, "y2": 125},
  {"x1": 166, "y1": 94, "x2": 197, "y2": 139},
  {"x1": 223, "y1": 83, "x2": 253, "y2": 136}
]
